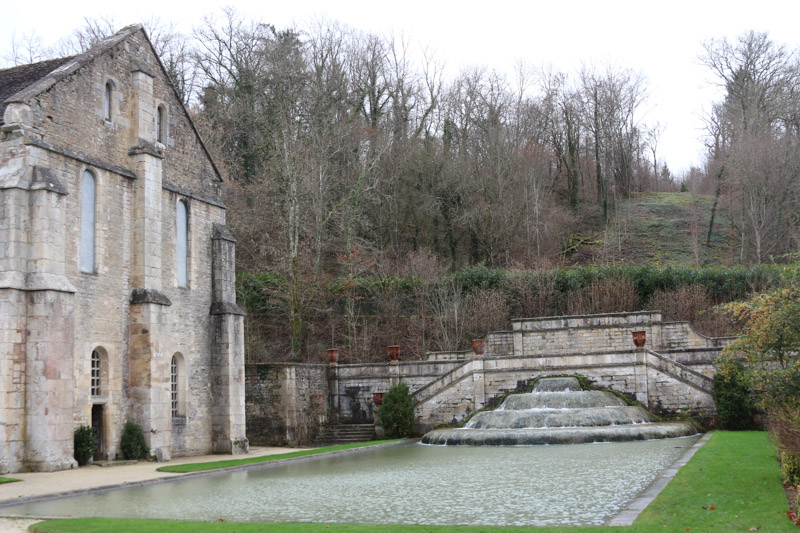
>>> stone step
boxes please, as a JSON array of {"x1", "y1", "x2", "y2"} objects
[
  {"x1": 93, "y1": 459, "x2": 139, "y2": 467},
  {"x1": 315, "y1": 424, "x2": 376, "y2": 446}
]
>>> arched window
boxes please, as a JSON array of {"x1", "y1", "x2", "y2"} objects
[
  {"x1": 176, "y1": 200, "x2": 188, "y2": 287},
  {"x1": 90, "y1": 347, "x2": 108, "y2": 397},
  {"x1": 156, "y1": 105, "x2": 166, "y2": 143},
  {"x1": 80, "y1": 170, "x2": 96, "y2": 273},
  {"x1": 104, "y1": 82, "x2": 113, "y2": 121},
  {"x1": 91, "y1": 350, "x2": 101, "y2": 396},
  {"x1": 171, "y1": 353, "x2": 186, "y2": 418}
]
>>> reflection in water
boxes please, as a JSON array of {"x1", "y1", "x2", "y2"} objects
[{"x1": 2, "y1": 437, "x2": 698, "y2": 526}]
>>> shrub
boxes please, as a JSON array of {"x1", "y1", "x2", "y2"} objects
[
  {"x1": 566, "y1": 275, "x2": 639, "y2": 315},
  {"x1": 120, "y1": 421, "x2": 149, "y2": 460},
  {"x1": 454, "y1": 263, "x2": 506, "y2": 293},
  {"x1": 781, "y1": 451, "x2": 800, "y2": 487},
  {"x1": 73, "y1": 425, "x2": 95, "y2": 466},
  {"x1": 713, "y1": 358, "x2": 753, "y2": 430},
  {"x1": 380, "y1": 383, "x2": 414, "y2": 438}
]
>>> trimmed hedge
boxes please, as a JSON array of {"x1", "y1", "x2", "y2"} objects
[
  {"x1": 379, "y1": 383, "x2": 414, "y2": 438},
  {"x1": 120, "y1": 421, "x2": 149, "y2": 460},
  {"x1": 73, "y1": 425, "x2": 95, "y2": 466},
  {"x1": 713, "y1": 359, "x2": 753, "y2": 430}
]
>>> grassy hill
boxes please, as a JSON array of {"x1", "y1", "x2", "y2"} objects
[{"x1": 576, "y1": 192, "x2": 737, "y2": 266}]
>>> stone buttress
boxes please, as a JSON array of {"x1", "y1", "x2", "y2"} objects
[
  {"x1": 0, "y1": 102, "x2": 78, "y2": 472},
  {"x1": 127, "y1": 68, "x2": 173, "y2": 461},
  {"x1": 210, "y1": 225, "x2": 248, "y2": 454}
]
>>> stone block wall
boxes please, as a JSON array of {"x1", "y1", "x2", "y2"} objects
[
  {"x1": 332, "y1": 361, "x2": 464, "y2": 424},
  {"x1": 1, "y1": 25, "x2": 246, "y2": 472},
  {"x1": 245, "y1": 364, "x2": 329, "y2": 447}
]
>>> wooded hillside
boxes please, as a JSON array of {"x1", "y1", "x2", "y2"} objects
[{"x1": 9, "y1": 15, "x2": 799, "y2": 363}]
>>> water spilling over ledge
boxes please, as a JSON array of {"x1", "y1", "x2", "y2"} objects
[{"x1": 421, "y1": 377, "x2": 698, "y2": 445}]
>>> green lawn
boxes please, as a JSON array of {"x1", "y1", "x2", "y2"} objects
[
  {"x1": 0, "y1": 477, "x2": 21, "y2": 484},
  {"x1": 155, "y1": 439, "x2": 404, "y2": 473},
  {"x1": 29, "y1": 432, "x2": 793, "y2": 533}
]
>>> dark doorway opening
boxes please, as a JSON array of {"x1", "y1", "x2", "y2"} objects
[{"x1": 91, "y1": 404, "x2": 104, "y2": 461}]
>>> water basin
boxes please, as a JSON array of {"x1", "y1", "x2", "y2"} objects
[{"x1": 1, "y1": 437, "x2": 700, "y2": 527}]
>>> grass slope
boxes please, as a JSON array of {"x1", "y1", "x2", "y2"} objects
[
  {"x1": 29, "y1": 432, "x2": 793, "y2": 533},
  {"x1": 594, "y1": 192, "x2": 736, "y2": 266}
]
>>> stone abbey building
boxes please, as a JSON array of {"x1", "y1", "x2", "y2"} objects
[{"x1": 0, "y1": 25, "x2": 248, "y2": 473}]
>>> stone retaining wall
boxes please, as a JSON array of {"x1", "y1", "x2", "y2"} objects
[
  {"x1": 244, "y1": 311, "x2": 732, "y2": 442},
  {"x1": 245, "y1": 364, "x2": 329, "y2": 447}
]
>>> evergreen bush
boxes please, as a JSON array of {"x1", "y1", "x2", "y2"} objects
[
  {"x1": 73, "y1": 425, "x2": 95, "y2": 466},
  {"x1": 713, "y1": 358, "x2": 753, "y2": 430},
  {"x1": 120, "y1": 421, "x2": 149, "y2": 460},
  {"x1": 380, "y1": 383, "x2": 414, "y2": 438}
]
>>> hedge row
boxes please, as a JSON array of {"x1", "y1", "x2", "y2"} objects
[{"x1": 238, "y1": 263, "x2": 790, "y2": 316}]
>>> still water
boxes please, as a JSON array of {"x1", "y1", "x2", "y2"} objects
[{"x1": 3, "y1": 437, "x2": 698, "y2": 526}]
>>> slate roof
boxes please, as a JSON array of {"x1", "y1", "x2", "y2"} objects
[{"x1": 0, "y1": 56, "x2": 75, "y2": 125}]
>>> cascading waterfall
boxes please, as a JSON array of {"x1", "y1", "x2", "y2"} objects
[{"x1": 421, "y1": 377, "x2": 698, "y2": 445}]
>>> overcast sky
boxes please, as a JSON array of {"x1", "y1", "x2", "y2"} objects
[{"x1": 3, "y1": 0, "x2": 800, "y2": 175}]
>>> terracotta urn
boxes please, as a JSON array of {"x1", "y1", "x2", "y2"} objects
[
  {"x1": 327, "y1": 348, "x2": 339, "y2": 365},
  {"x1": 632, "y1": 331, "x2": 646, "y2": 349},
  {"x1": 373, "y1": 392, "x2": 384, "y2": 407},
  {"x1": 472, "y1": 339, "x2": 486, "y2": 356},
  {"x1": 388, "y1": 345, "x2": 400, "y2": 363}
]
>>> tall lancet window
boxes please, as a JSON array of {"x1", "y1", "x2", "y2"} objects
[
  {"x1": 177, "y1": 200, "x2": 188, "y2": 287},
  {"x1": 157, "y1": 105, "x2": 165, "y2": 143},
  {"x1": 80, "y1": 170, "x2": 96, "y2": 273},
  {"x1": 104, "y1": 82, "x2": 113, "y2": 121}
]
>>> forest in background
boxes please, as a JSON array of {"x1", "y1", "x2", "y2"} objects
[{"x1": 5, "y1": 13, "x2": 799, "y2": 362}]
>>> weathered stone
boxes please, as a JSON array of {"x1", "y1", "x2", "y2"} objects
[{"x1": 0, "y1": 24, "x2": 246, "y2": 473}]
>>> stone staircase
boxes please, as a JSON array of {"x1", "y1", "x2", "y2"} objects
[{"x1": 314, "y1": 424, "x2": 375, "y2": 446}]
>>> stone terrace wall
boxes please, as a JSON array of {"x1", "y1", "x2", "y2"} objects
[
  {"x1": 331, "y1": 361, "x2": 463, "y2": 424},
  {"x1": 245, "y1": 311, "x2": 732, "y2": 442},
  {"x1": 412, "y1": 349, "x2": 716, "y2": 432},
  {"x1": 245, "y1": 364, "x2": 329, "y2": 447}
]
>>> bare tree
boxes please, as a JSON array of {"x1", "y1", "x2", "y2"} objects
[
  {"x1": 703, "y1": 31, "x2": 800, "y2": 262},
  {"x1": 4, "y1": 31, "x2": 50, "y2": 66}
]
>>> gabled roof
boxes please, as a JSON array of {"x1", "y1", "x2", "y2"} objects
[
  {"x1": 1, "y1": 24, "x2": 224, "y2": 183},
  {"x1": 0, "y1": 56, "x2": 75, "y2": 125}
]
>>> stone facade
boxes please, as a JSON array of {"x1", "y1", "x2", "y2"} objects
[
  {"x1": 245, "y1": 311, "x2": 731, "y2": 443},
  {"x1": 0, "y1": 25, "x2": 247, "y2": 473}
]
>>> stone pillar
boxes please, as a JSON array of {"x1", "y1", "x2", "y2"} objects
[
  {"x1": 127, "y1": 69, "x2": 173, "y2": 460},
  {"x1": 210, "y1": 225, "x2": 248, "y2": 454},
  {"x1": 633, "y1": 349, "x2": 650, "y2": 407},
  {"x1": 328, "y1": 364, "x2": 340, "y2": 424},
  {"x1": 0, "y1": 150, "x2": 30, "y2": 472},
  {"x1": 472, "y1": 359, "x2": 486, "y2": 411},
  {"x1": 389, "y1": 361, "x2": 401, "y2": 387},
  {"x1": 128, "y1": 298, "x2": 171, "y2": 460},
  {"x1": 24, "y1": 289, "x2": 77, "y2": 471},
  {"x1": 24, "y1": 173, "x2": 77, "y2": 471}
]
